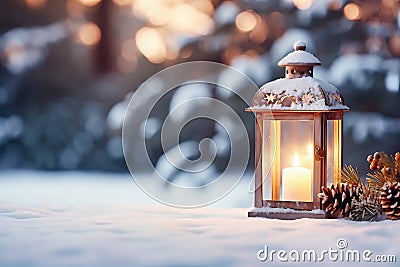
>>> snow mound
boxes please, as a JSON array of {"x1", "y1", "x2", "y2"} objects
[{"x1": 0, "y1": 171, "x2": 399, "y2": 267}]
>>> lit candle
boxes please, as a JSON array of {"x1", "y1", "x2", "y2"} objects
[{"x1": 281, "y1": 154, "x2": 312, "y2": 202}]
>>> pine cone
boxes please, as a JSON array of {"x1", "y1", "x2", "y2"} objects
[
  {"x1": 381, "y1": 181, "x2": 400, "y2": 220},
  {"x1": 349, "y1": 188, "x2": 383, "y2": 221},
  {"x1": 318, "y1": 183, "x2": 361, "y2": 218}
]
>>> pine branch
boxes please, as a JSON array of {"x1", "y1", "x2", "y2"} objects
[
  {"x1": 340, "y1": 165, "x2": 365, "y2": 188},
  {"x1": 366, "y1": 172, "x2": 391, "y2": 189},
  {"x1": 379, "y1": 153, "x2": 395, "y2": 170},
  {"x1": 323, "y1": 151, "x2": 400, "y2": 221},
  {"x1": 366, "y1": 151, "x2": 400, "y2": 187},
  {"x1": 395, "y1": 152, "x2": 400, "y2": 182}
]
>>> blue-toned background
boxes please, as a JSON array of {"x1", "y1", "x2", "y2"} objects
[{"x1": 0, "y1": 0, "x2": 399, "y2": 177}]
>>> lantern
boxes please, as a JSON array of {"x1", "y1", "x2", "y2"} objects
[{"x1": 247, "y1": 41, "x2": 349, "y2": 219}]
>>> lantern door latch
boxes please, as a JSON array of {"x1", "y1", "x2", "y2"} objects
[{"x1": 315, "y1": 146, "x2": 326, "y2": 160}]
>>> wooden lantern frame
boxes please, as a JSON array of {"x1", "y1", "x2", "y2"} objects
[
  {"x1": 247, "y1": 40, "x2": 349, "y2": 219},
  {"x1": 247, "y1": 109, "x2": 345, "y2": 219}
]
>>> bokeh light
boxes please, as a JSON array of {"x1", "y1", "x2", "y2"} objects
[
  {"x1": 166, "y1": 47, "x2": 179, "y2": 61},
  {"x1": 329, "y1": 0, "x2": 343, "y2": 10},
  {"x1": 117, "y1": 55, "x2": 137, "y2": 73},
  {"x1": 132, "y1": 0, "x2": 170, "y2": 26},
  {"x1": 235, "y1": 10, "x2": 258, "y2": 32},
  {"x1": 25, "y1": 0, "x2": 47, "y2": 8},
  {"x1": 390, "y1": 32, "x2": 400, "y2": 56},
  {"x1": 382, "y1": 0, "x2": 397, "y2": 8},
  {"x1": 135, "y1": 27, "x2": 167, "y2": 64},
  {"x1": 180, "y1": 49, "x2": 193, "y2": 59},
  {"x1": 250, "y1": 18, "x2": 269, "y2": 43},
  {"x1": 131, "y1": 0, "x2": 214, "y2": 32},
  {"x1": 191, "y1": 0, "x2": 214, "y2": 16},
  {"x1": 344, "y1": 3, "x2": 361, "y2": 21},
  {"x1": 66, "y1": 0, "x2": 85, "y2": 18},
  {"x1": 2, "y1": 0, "x2": 400, "y2": 175},
  {"x1": 292, "y1": 0, "x2": 313, "y2": 10},
  {"x1": 78, "y1": 22, "x2": 101, "y2": 46},
  {"x1": 113, "y1": 0, "x2": 131, "y2": 6},
  {"x1": 223, "y1": 47, "x2": 242, "y2": 63},
  {"x1": 78, "y1": 0, "x2": 102, "y2": 7},
  {"x1": 121, "y1": 39, "x2": 137, "y2": 62},
  {"x1": 168, "y1": 3, "x2": 214, "y2": 36}
]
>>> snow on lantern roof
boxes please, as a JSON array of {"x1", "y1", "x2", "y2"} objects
[
  {"x1": 251, "y1": 76, "x2": 349, "y2": 111},
  {"x1": 278, "y1": 40, "x2": 321, "y2": 67},
  {"x1": 249, "y1": 40, "x2": 349, "y2": 111}
]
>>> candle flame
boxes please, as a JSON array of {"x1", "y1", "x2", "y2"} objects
[{"x1": 293, "y1": 154, "x2": 300, "y2": 167}]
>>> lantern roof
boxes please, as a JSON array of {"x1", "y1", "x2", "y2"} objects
[
  {"x1": 278, "y1": 40, "x2": 321, "y2": 67},
  {"x1": 251, "y1": 76, "x2": 349, "y2": 111},
  {"x1": 250, "y1": 40, "x2": 349, "y2": 111}
]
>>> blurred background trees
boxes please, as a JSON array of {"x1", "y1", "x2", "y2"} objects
[{"x1": 0, "y1": 0, "x2": 399, "y2": 175}]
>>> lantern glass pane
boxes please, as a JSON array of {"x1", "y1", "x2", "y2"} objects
[
  {"x1": 327, "y1": 119, "x2": 342, "y2": 186},
  {"x1": 262, "y1": 120, "x2": 275, "y2": 200},
  {"x1": 279, "y1": 120, "x2": 314, "y2": 202},
  {"x1": 262, "y1": 119, "x2": 314, "y2": 202}
]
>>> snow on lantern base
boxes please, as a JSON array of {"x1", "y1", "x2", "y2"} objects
[{"x1": 248, "y1": 207, "x2": 325, "y2": 220}]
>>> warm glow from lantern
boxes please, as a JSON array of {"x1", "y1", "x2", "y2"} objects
[
  {"x1": 344, "y1": 3, "x2": 361, "y2": 20},
  {"x1": 281, "y1": 154, "x2": 312, "y2": 202},
  {"x1": 308, "y1": 144, "x2": 314, "y2": 155},
  {"x1": 248, "y1": 40, "x2": 348, "y2": 219},
  {"x1": 293, "y1": 154, "x2": 300, "y2": 167},
  {"x1": 235, "y1": 11, "x2": 258, "y2": 32},
  {"x1": 25, "y1": 0, "x2": 47, "y2": 8},
  {"x1": 136, "y1": 27, "x2": 167, "y2": 64},
  {"x1": 78, "y1": 23, "x2": 101, "y2": 46},
  {"x1": 78, "y1": 0, "x2": 102, "y2": 7},
  {"x1": 293, "y1": 0, "x2": 313, "y2": 10}
]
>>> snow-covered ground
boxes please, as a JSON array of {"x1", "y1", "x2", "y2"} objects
[{"x1": 1, "y1": 170, "x2": 399, "y2": 267}]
